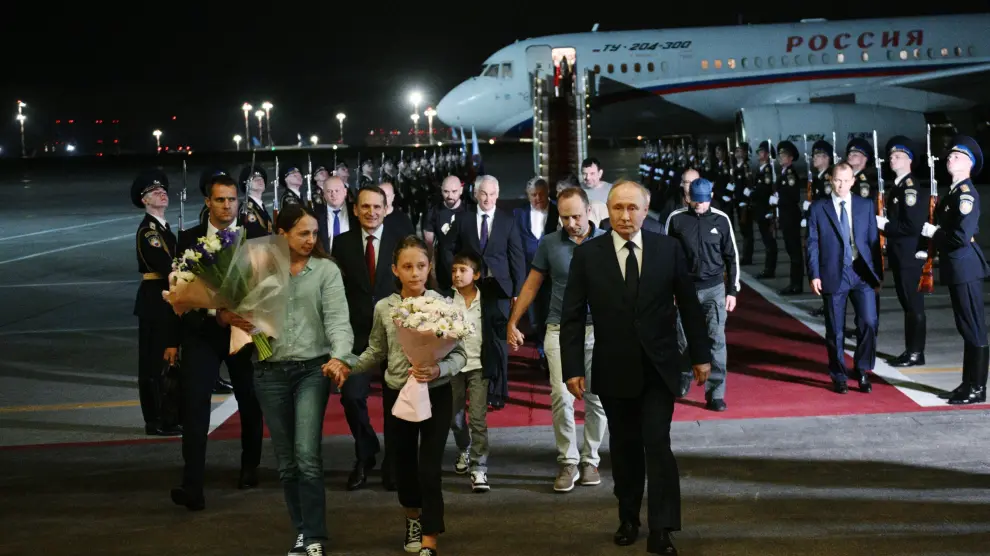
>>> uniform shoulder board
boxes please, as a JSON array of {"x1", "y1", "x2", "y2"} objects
[
  {"x1": 905, "y1": 178, "x2": 913, "y2": 187},
  {"x1": 960, "y1": 184, "x2": 970, "y2": 193},
  {"x1": 149, "y1": 222, "x2": 157, "y2": 231},
  {"x1": 960, "y1": 194, "x2": 975, "y2": 215}
]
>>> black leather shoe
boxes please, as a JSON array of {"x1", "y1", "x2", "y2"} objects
[
  {"x1": 810, "y1": 306, "x2": 826, "y2": 317},
  {"x1": 145, "y1": 423, "x2": 183, "y2": 436},
  {"x1": 213, "y1": 377, "x2": 233, "y2": 394},
  {"x1": 857, "y1": 373, "x2": 872, "y2": 393},
  {"x1": 647, "y1": 530, "x2": 678, "y2": 555},
  {"x1": 346, "y1": 457, "x2": 375, "y2": 491},
  {"x1": 832, "y1": 381, "x2": 849, "y2": 394},
  {"x1": 948, "y1": 385, "x2": 987, "y2": 404},
  {"x1": 238, "y1": 467, "x2": 258, "y2": 489},
  {"x1": 890, "y1": 351, "x2": 925, "y2": 367},
  {"x1": 938, "y1": 383, "x2": 967, "y2": 400},
  {"x1": 677, "y1": 374, "x2": 692, "y2": 398},
  {"x1": 613, "y1": 522, "x2": 639, "y2": 546},
  {"x1": 170, "y1": 486, "x2": 205, "y2": 511}
]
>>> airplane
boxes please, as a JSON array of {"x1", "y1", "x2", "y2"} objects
[{"x1": 435, "y1": 14, "x2": 990, "y2": 148}]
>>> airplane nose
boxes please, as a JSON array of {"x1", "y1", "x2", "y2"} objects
[{"x1": 436, "y1": 89, "x2": 459, "y2": 127}]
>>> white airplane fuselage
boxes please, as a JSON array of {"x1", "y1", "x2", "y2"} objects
[{"x1": 436, "y1": 15, "x2": 990, "y2": 141}]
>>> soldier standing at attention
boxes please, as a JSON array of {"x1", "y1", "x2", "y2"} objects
[
  {"x1": 845, "y1": 138, "x2": 877, "y2": 200},
  {"x1": 754, "y1": 141, "x2": 778, "y2": 279},
  {"x1": 732, "y1": 142, "x2": 754, "y2": 265},
  {"x1": 775, "y1": 141, "x2": 804, "y2": 295},
  {"x1": 132, "y1": 169, "x2": 182, "y2": 436},
  {"x1": 238, "y1": 164, "x2": 272, "y2": 239},
  {"x1": 279, "y1": 163, "x2": 306, "y2": 208},
  {"x1": 877, "y1": 137, "x2": 929, "y2": 367},
  {"x1": 920, "y1": 136, "x2": 990, "y2": 404}
]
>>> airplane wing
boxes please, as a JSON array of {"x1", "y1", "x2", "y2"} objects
[{"x1": 812, "y1": 62, "x2": 990, "y2": 103}]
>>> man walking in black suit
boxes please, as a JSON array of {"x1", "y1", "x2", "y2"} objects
[
  {"x1": 446, "y1": 175, "x2": 526, "y2": 408},
  {"x1": 331, "y1": 186, "x2": 403, "y2": 490},
  {"x1": 169, "y1": 174, "x2": 264, "y2": 511},
  {"x1": 561, "y1": 180, "x2": 711, "y2": 555}
]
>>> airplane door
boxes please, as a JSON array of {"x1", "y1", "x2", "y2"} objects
[{"x1": 526, "y1": 45, "x2": 553, "y2": 80}]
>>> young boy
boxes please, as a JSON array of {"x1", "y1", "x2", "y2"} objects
[{"x1": 449, "y1": 251, "x2": 506, "y2": 492}]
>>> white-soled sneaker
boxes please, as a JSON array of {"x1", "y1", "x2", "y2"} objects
[
  {"x1": 454, "y1": 451, "x2": 469, "y2": 474},
  {"x1": 418, "y1": 548, "x2": 437, "y2": 556},
  {"x1": 470, "y1": 470, "x2": 490, "y2": 492},
  {"x1": 404, "y1": 517, "x2": 423, "y2": 553},
  {"x1": 305, "y1": 542, "x2": 323, "y2": 556},
  {"x1": 288, "y1": 534, "x2": 305, "y2": 555}
]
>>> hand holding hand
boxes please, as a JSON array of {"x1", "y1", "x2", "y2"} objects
[
  {"x1": 565, "y1": 377, "x2": 585, "y2": 400},
  {"x1": 507, "y1": 324, "x2": 525, "y2": 351},
  {"x1": 693, "y1": 363, "x2": 711, "y2": 385},
  {"x1": 322, "y1": 359, "x2": 350, "y2": 388},
  {"x1": 410, "y1": 364, "x2": 440, "y2": 383}
]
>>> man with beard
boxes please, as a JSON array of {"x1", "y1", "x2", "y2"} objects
[{"x1": 424, "y1": 175, "x2": 468, "y2": 295}]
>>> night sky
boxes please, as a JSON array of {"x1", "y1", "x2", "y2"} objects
[{"x1": 0, "y1": 4, "x2": 985, "y2": 154}]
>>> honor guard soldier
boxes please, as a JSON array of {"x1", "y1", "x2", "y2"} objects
[
  {"x1": 810, "y1": 140, "x2": 835, "y2": 200},
  {"x1": 238, "y1": 165, "x2": 272, "y2": 239},
  {"x1": 754, "y1": 141, "x2": 778, "y2": 278},
  {"x1": 198, "y1": 167, "x2": 230, "y2": 228},
  {"x1": 845, "y1": 138, "x2": 877, "y2": 199},
  {"x1": 131, "y1": 170, "x2": 182, "y2": 436},
  {"x1": 712, "y1": 143, "x2": 734, "y2": 226},
  {"x1": 876, "y1": 137, "x2": 929, "y2": 367},
  {"x1": 309, "y1": 163, "x2": 327, "y2": 213},
  {"x1": 357, "y1": 158, "x2": 375, "y2": 189},
  {"x1": 732, "y1": 142, "x2": 755, "y2": 265},
  {"x1": 920, "y1": 135, "x2": 990, "y2": 404},
  {"x1": 775, "y1": 140, "x2": 804, "y2": 294},
  {"x1": 278, "y1": 163, "x2": 305, "y2": 208}
]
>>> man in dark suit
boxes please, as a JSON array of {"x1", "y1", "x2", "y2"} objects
[
  {"x1": 169, "y1": 175, "x2": 264, "y2": 511},
  {"x1": 807, "y1": 162, "x2": 883, "y2": 394},
  {"x1": 379, "y1": 180, "x2": 416, "y2": 237},
  {"x1": 561, "y1": 181, "x2": 711, "y2": 555},
  {"x1": 512, "y1": 177, "x2": 558, "y2": 364},
  {"x1": 316, "y1": 175, "x2": 357, "y2": 252},
  {"x1": 447, "y1": 175, "x2": 526, "y2": 408},
  {"x1": 331, "y1": 186, "x2": 402, "y2": 490}
]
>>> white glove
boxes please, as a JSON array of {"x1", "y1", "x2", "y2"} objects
[
  {"x1": 801, "y1": 218, "x2": 807, "y2": 228},
  {"x1": 876, "y1": 215, "x2": 889, "y2": 229},
  {"x1": 769, "y1": 193, "x2": 779, "y2": 206},
  {"x1": 915, "y1": 250, "x2": 929, "y2": 260},
  {"x1": 743, "y1": 187, "x2": 752, "y2": 197},
  {"x1": 739, "y1": 202, "x2": 747, "y2": 207},
  {"x1": 766, "y1": 212, "x2": 774, "y2": 220},
  {"x1": 726, "y1": 183, "x2": 736, "y2": 191},
  {"x1": 921, "y1": 222, "x2": 939, "y2": 238},
  {"x1": 722, "y1": 195, "x2": 732, "y2": 202},
  {"x1": 802, "y1": 200, "x2": 811, "y2": 211}
]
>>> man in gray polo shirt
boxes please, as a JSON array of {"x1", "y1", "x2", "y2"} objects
[{"x1": 507, "y1": 187, "x2": 608, "y2": 493}]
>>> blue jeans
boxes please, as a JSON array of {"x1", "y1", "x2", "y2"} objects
[{"x1": 254, "y1": 356, "x2": 330, "y2": 545}]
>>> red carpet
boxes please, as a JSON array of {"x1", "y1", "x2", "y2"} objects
[{"x1": 212, "y1": 286, "x2": 964, "y2": 441}]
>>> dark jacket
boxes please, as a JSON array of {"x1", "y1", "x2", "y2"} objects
[
  {"x1": 663, "y1": 206, "x2": 740, "y2": 295},
  {"x1": 806, "y1": 195, "x2": 883, "y2": 293},
  {"x1": 446, "y1": 208, "x2": 526, "y2": 299}
]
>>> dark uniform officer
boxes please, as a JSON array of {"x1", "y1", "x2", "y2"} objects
[
  {"x1": 754, "y1": 141, "x2": 778, "y2": 278},
  {"x1": 924, "y1": 136, "x2": 990, "y2": 404},
  {"x1": 132, "y1": 170, "x2": 182, "y2": 436},
  {"x1": 810, "y1": 140, "x2": 835, "y2": 200},
  {"x1": 880, "y1": 137, "x2": 929, "y2": 367},
  {"x1": 776, "y1": 140, "x2": 804, "y2": 294},
  {"x1": 237, "y1": 165, "x2": 272, "y2": 239},
  {"x1": 278, "y1": 163, "x2": 304, "y2": 209},
  {"x1": 199, "y1": 167, "x2": 230, "y2": 228},
  {"x1": 846, "y1": 138, "x2": 878, "y2": 200},
  {"x1": 732, "y1": 142, "x2": 755, "y2": 265},
  {"x1": 309, "y1": 163, "x2": 327, "y2": 213},
  {"x1": 357, "y1": 158, "x2": 375, "y2": 189}
]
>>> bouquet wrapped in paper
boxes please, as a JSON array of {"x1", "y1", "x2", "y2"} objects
[
  {"x1": 390, "y1": 294, "x2": 476, "y2": 422},
  {"x1": 162, "y1": 227, "x2": 291, "y2": 360}
]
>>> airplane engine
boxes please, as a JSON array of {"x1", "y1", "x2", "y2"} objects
[{"x1": 735, "y1": 104, "x2": 928, "y2": 151}]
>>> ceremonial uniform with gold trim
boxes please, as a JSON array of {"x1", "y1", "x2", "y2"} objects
[
  {"x1": 131, "y1": 171, "x2": 182, "y2": 436},
  {"x1": 776, "y1": 140, "x2": 803, "y2": 292}
]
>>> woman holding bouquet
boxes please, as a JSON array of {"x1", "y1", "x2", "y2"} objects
[
  {"x1": 326, "y1": 236, "x2": 467, "y2": 556},
  {"x1": 253, "y1": 204, "x2": 357, "y2": 556}
]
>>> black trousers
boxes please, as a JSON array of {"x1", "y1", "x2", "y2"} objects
[
  {"x1": 340, "y1": 369, "x2": 384, "y2": 463},
  {"x1": 949, "y1": 279, "x2": 988, "y2": 348},
  {"x1": 891, "y1": 254, "x2": 926, "y2": 351},
  {"x1": 385, "y1": 382, "x2": 453, "y2": 536},
  {"x1": 138, "y1": 317, "x2": 176, "y2": 427},
  {"x1": 738, "y1": 207, "x2": 754, "y2": 262},
  {"x1": 179, "y1": 321, "x2": 263, "y2": 493},
  {"x1": 757, "y1": 217, "x2": 778, "y2": 273},
  {"x1": 598, "y1": 356, "x2": 681, "y2": 533},
  {"x1": 781, "y1": 214, "x2": 803, "y2": 286}
]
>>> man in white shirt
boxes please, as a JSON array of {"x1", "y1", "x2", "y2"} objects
[{"x1": 320, "y1": 176, "x2": 351, "y2": 252}]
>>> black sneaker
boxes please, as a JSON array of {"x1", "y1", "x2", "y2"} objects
[
  {"x1": 288, "y1": 534, "x2": 305, "y2": 555},
  {"x1": 404, "y1": 517, "x2": 423, "y2": 553},
  {"x1": 418, "y1": 548, "x2": 437, "y2": 556},
  {"x1": 304, "y1": 543, "x2": 323, "y2": 556}
]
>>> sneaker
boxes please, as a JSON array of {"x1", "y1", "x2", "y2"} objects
[
  {"x1": 579, "y1": 463, "x2": 601, "y2": 486},
  {"x1": 305, "y1": 543, "x2": 323, "y2": 556},
  {"x1": 470, "y1": 470, "x2": 490, "y2": 492},
  {"x1": 454, "y1": 451, "x2": 469, "y2": 475},
  {"x1": 404, "y1": 517, "x2": 423, "y2": 553},
  {"x1": 553, "y1": 464, "x2": 579, "y2": 492},
  {"x1": 288, "y1": 534, "x2": 306, "y2": 555},
  {"x1": 419, "y1": 548, "x2": 437, "y2": 556}
]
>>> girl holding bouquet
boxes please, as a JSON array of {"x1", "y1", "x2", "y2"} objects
[
  {"x1": 253, "y1": 205, "x2": 357, "y2": 556},
  {"x1": 326, "y1": 236, "x2": 466, "y2": 556}
]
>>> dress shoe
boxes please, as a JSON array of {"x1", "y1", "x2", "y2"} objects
[
  {"x1": 170, "y1": 486, "x2": 205, "y2": 511},
  {"x1": 778, "y1": 284, "x2": 802, "y2": 295},
  {"x1": 613, "y1": 522, "x2": 639, "y2": 546},
  {"x1": 857, "y1": 372, "x2": 872, "y2": 393},
  {"x1": 646, "y1": 531, "x2": 678, "y2": 555},
  {"x1": 238, "y1": 467, "x2": 258, "y2": 489},
  {"x1": 889, "y1": 351, "x2": 925, "y2": 367},
  {"x1": 145, "y1": 423, "x2": 182, "y2": 436},
  {"x1": 346, "y1": 457, "x2": 375, "y2": 491},
  {"x1": 832, "y1": 381, "x2": 848, "y2": 394},
  {"x1": 213, "y1": 377, "x2": 234, "y2": 394},
  {"x1": 677, "y1": 374, "x2": 692, "y2": 398},
  {"x1": 947, "y1": 385, "x2": 987, "y2": 405}
]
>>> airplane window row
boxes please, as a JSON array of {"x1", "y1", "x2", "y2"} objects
[
  {"x1": 593, "y1": 61, "x2": 670, "y2": 75},
  {"x1": 700, "y1": 46, "x2": 976, "y2": 70}
]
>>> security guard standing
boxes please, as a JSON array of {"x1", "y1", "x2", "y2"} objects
[
  {"x1": 278, "y1": 163, "x2": 305, "y2": 208},
  {"x1": 845, "y1": 138, "x2": 877, "y2": 200},
  {"x1": 920, "y1": 135, "x2": 990, "y2": 404},
  {"x1": 775, "y1": 140, "x2": 803, "y2": 294},
  {"x1": 754, "y1": 141, "x2": 778, "y2": 278},
  {"x1": 877, "y1": 136, "x2": 929, "y2": 367},
  {"x1": 810, "y1": 140, "x2": 834, "y2": 200},
  {"x1": 732, "y1": 142, "x2": 754, "y2": 265},
  {"x1": 238, "y1": 165, "x2": 272, "y2": 239},
  {"x1": 131, "y1": 170, "x2": 182, "y2": 436}
]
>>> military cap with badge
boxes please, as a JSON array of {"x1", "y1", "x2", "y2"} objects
[{"x1": 131, "y1": 169, "x2": 169, "y2": 209}]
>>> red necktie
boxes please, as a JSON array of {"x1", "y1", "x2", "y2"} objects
[{"x1": 366, "y1": 235, "x2": 376, "y2": 287}]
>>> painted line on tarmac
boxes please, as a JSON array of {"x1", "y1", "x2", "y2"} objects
[
  {"x1": 0, "y1": 326, "x2": 138, "y2": 336},
  {"x1": 0, "y1": 215, "x2": 135, "y2": 242},
  {"x1": 0, "y1": 234, "x2": 130, "y2": 266},
  {"x1": 0, "y1": 279, "x2": 137, "y2": 289},
  {"x1": 0, "y1": 395, "x2": 231, "y2": 414}
]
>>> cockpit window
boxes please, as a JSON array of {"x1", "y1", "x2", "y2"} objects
[
  {"x1": 480, "y1": 64, "x2": 488, "y2": 75},
  {"x1": 501, "y1": 63, "x2": 512, "y2": 78},
  {"x1": 484, "y1": 65, "x2": 500, "y2": 78}
]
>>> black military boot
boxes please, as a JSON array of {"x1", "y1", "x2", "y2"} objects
[
  {"x1": 948, "y1": 345, "x2": 988, "y2": 405},
  {"x1": 890, "y1": 314, "x2": 926, "y2": 367},
  {"x1": 940, "y1": 344, "x2": 972, "y2": 400}
]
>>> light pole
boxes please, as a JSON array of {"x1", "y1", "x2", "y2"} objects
[
  {"x1": 233, "y1": 134, "x2": 242, "y2": 151},
  {"x1": 424, "y1": 106, "x2": 437, "y2": 144},
  {"x1": 152, "y1": 129, "x2": 162, "y2": 152},
  {"x1": 310, "y1": 135, "x2": 319, "y2": 146},
  {"x1": 336, "y1": 112, "x2": 346, "y2": 143},
  {"x1": 241, "y1": 103, "x2": 252, "y2": 147},
  {"x1": 16, "y1": 114, "x2": 26, "y2": 157},
  {"x1": 409, "y1": 91, "x2": 422, "y2": 137},
  {"x1": 262, "y1": 101, "x2": 273, "y2": 147},
  {"x1": 255, "y1": 110, "x2": 264, "y2": 146},
  {"x1": 410, "y1": 113, "x2": 420, "y2": 143}
]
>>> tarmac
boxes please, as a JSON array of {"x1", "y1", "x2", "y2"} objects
[{"x1": 0, "y1": 147, "x2": 988, "y2": 555}]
